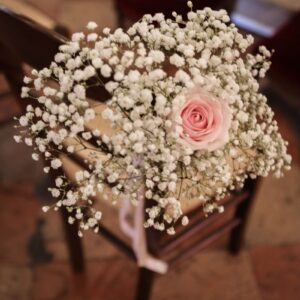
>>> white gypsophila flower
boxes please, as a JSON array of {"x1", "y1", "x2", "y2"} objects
[
  {"x1": 74, "y1": 85, "x2": 86, "y2": 99},
  {"x1": 67, "y1": 145, "x2": 75, "y2": 153},
  {"x1": 169, "y1": 53, "x2": 185, "y2": 67},
  {"x1": 21, "y1": 87, "x2": 30, "y2": 98},
  {"x1": 82, "y1": 132, "x2": 92, "y2": 140},
  {"x1": 24, "y1": 137, "x2": 32, "y2": 146},
  {"x1": 72, "y1": 32, "x2": 85, "y2": 42},
  {"x1": 55, "y1": 177, "x2": 63, "y2": 187},
  {"x1": 51, "y1": 188, "x2": 60, "y2": 198},
  {"x1": 87, "y1": 33, "x2": 98, "y2": 42},
  {"x1": 42, "y1": 206, "x2": 50, "y2": 212},
  {"x1": 19, "y1": 116, "x2": 29, "y2": 126},
  {"x1": 43, "y1": 167, "x2": 50, "y2": 173},
  {"x1": 14, "y1": 3, "x2": 291, "y2": 236},
  {"x1": 105, "y1": 81, "x2": 118, "y2": 93},
  {"x1": 181, "y1": 216, "x2": 189, "y2": 226},
  {"x1": 101, "y1": 64, "x2": 112, "y2": 77},
  {"x1": 92, "y1": 57, "x2": 103, "y2": 68},
  {"x1": 149, "y1": 50, "x2": 165, "y2": 63},
  {"x1": 84, "y1": 108, "x2": 95, "y2": 121},
  {"x1": 32, "y1": 153, "x2": 39, "y2": 161},
  {"x1": 84, "y1": 66, "x2": 96, "y2": 79},
  {"x1": 23, "y1": 76, "x2": 32, "y2": 84},
  {"x1": 51, "y1": 158, "x2": 62, "y2": 169},
  {"x1": 95, "y1": 211, "x2": 102, "y2": 220},
  {"x1": 87, "y1": 21, "x2": 98, "y2": 30},
  {"x1": 13, "y1": 135, "x2": 22, "y2": 143},
  {"x1": 102, "y1": 107, "x2": 114, "y2": 120}
]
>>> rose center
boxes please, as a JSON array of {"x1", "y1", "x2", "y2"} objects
[
  {"x1": 187, "y1": 108, "x2": 209, "y2": 129},
  {"x1": 191, "y1": 112, "x2": 202, "y2": 122}
]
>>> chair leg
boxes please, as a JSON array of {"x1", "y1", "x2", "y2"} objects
[
  {"x1": 135, "y1": 267, "x2": 155, "y2": 300},
  {"x1": 228, "y1": 178, "x2": 260, "y2": 254},
  {"x1": 61, "y1": 207, "x2": 85, "y2": 273}
]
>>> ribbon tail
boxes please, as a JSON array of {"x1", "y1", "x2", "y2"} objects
[
  {"x1": 119, "y1": 192, "x2": 168, "y2": 274},
  {"x1": 119, "y1": 197, "x2": 135, "y2": 238},
  {"x1": 133, "y1": 187, "x2": 168, "y2": 274}
]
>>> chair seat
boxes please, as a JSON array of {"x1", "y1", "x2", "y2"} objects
[
  {"x1": 61, "y1": 100, "x2": 256, "y2": 216},
  {"x1": 61, "y1": 153, "x2": 203, "y2": 215}
]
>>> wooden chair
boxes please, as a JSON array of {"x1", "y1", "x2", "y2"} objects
[{"x1": 0, "y1": 7, "x2": 260, "y2": 300}]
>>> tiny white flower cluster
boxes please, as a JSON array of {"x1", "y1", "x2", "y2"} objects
[{"x1": 14, "y1": 2, "x2": 291, "y2": 236}]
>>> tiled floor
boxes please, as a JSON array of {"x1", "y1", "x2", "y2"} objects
[{"x1": 0, "y1": 1, "x2": 300, "y2": 300}]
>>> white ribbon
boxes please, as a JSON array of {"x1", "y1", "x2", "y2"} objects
[{"x1": 118, "y1": 188, "x2": 168, "y2": 274}]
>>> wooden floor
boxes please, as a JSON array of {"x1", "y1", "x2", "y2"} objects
[{"x1": 0, "y1": 1, "x2": 300, "y2": 299}]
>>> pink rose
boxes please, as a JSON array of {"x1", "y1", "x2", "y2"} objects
[{"x1": 177, "y1": 88, "x2": 231, "y2": 151}]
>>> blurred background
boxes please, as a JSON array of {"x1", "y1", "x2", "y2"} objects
[{"x1": 0, "y1": 0, "x2": 299, "y2": 299}]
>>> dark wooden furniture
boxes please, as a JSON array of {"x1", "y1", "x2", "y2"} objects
[
  {"x1": 115, "y1": 0, "x2": 237, "y2": 28},
  {"x1": 0, "y1": 2, "x2": 69, "y2": 125},
  {"x1": 0, "y1": 7, "x2": 260, "y2": 300},
  {"x1": 264, "y1": 13, "x2": 300, "y2": 111}
]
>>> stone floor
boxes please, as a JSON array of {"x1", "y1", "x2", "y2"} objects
[{"x1": 0, "y1": 1, "x2": 300, "y2": 300}]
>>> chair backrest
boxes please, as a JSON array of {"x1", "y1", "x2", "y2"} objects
[
  {"x1": 0, "y1": 0, "x2": 56, "y2": 29},
  {"x1": 0, "y1": 6, "x2": 109, "y2": 103},
  {"x1": 0, "y1": 6, "x2": 67, "y2": 70}
]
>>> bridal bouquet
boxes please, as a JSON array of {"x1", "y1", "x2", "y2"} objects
[{"x1": 14, "y1": 2, "x2": 291, "y2": 235}]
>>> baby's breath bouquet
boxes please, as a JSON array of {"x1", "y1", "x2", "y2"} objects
[{"x1": 15, "y1": 2, "x2": 291, "y2": 236}]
